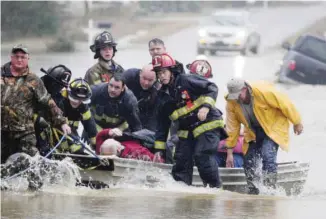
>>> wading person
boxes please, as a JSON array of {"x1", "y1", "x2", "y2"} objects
[
  {"x1": 152, "y1": 53, "x2": 227, "y2": 187},
  {"x1": 224, "y1": 78, "x2": 303, "y2": 194}
]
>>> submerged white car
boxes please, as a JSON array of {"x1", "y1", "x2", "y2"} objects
[{"x1": 197, "y1": 10, "x2": 261, "y2": 56}]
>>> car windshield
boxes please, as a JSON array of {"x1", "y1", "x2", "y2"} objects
[
  {"x1": 297, "y1": 37, "x2": 326, "y2": 63},
  {"x1": 202, "y1": 15, "x2": 246, "y2": 26}
]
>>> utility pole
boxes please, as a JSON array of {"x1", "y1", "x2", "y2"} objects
[{"x1": 83, "y1": 0, "x2": 96, "y2": 61}]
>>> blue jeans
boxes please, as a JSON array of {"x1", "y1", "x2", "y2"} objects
[{"x1": 244, "y1": 127, "x2": 279, "y2": 194}]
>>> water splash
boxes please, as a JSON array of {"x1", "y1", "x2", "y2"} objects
[
  {"x1": 1, "y1": 153, "x2": 81, "y2": 192},
  {"x1": 111, "y1": 159, "x2": 224, "y2": 196}
]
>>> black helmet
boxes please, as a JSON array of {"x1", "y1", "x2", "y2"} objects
[
  {"x1": 68, "y1": 78, "x2": 92, "y2": 103},
  {"x1": 40, "y1": 65, "x2": 72, "y2": 88},
  {"x1": 90, "y1": 31, "x2": 118, "y2": 59}
]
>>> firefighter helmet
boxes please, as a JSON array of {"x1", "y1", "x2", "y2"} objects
[
  {"x1": 152, "y1": 53, "x2": 176, "y2": 72},
  {"x1": 187, "y1": 59, "x2": 212, "y2": 78},
  {"x1": 90, "y1": 31, "x2": 118, "y2": 59},
  {"x1": 68, "y1": 78, "x2": 92, "y2": 103},
  {"x1": 40, "y1": 65, "x2": 72, "y2": 87}
]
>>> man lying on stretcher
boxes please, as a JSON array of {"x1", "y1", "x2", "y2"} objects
[{"x1": 96, "y1": 128, "x2": 165, "y2": 163}]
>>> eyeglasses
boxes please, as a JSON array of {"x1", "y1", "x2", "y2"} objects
[{"x1": 12, "y1": 55, "x2": 28, "y2": 60}]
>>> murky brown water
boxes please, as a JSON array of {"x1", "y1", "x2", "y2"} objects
[
  {"x1": 2, "y1": 4, "x2": 326, "y2": 219},
  {"x1": 1, "y1": 188, "x2": 326, "y2": 219}
]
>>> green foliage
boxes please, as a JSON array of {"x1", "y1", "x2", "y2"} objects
[
  {"x1": 47, "y1": 36, "x2": 75, "y2": 52},
  {"x1": 1, "y1": 1, "x2": 61, "y2": 40}
]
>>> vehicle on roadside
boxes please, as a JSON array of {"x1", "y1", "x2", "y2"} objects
[
  {"x1": 197, "y1": 10, "x2": 260, "y2": 56},
  {"x1": 277, "y1": 33, "x2": 326, "y2": 85}
]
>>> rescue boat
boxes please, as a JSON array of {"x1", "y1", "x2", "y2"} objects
[{"x1": 53, "y1": 153, "x2": 310, "y2": 196}]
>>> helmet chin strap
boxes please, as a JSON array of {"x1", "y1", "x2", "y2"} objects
[{"x1": 99, "y1": 55, "x2": 111, "y2": 62}]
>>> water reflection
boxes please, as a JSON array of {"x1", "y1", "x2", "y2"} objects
[{"x1": 0, "y1": 190, "x2": 281, "y2": 219}]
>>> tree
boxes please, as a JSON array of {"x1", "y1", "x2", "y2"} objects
[{"x1": 1, "y1": 1, "x2": 62, "y2": 40}]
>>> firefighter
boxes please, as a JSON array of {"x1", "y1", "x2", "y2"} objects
[
  {"x1": 34, "y1": 65, "x2": 73, "y2": 155},
  {"x1": 40, "y1": 65, "x2": 72, "y2": 104},
  {"x1": 122, "y1": 64, "x2": 160, "y2": 131},
  {"x1": 85, "y1": 31, "x2": 124, "y2": 86},
  {"x1": 54, "y1": 78, "x2": 98, "y2": 153},
  {"x1": 89, "y1": 74, "x2": 142, "y2": 135},
  {"x1": 152, "y1": 53, "x2": 228, "y2": 188}
]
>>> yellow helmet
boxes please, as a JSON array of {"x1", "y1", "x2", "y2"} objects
[{"x1": 68, "y1": 78, "x2": 92, "y2": 103}]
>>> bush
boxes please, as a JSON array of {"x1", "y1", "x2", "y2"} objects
[{"x1": 46, "y1": 37, "x2": 75, "y2": 53}]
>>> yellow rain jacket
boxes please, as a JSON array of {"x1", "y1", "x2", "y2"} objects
[{"x1": 225, "y1": 81, "x2": 301, "y2": 154}]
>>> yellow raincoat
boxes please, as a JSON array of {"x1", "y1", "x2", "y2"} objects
[{"x1": 225, "y1": 82, "x2": 301, "y2": 154}]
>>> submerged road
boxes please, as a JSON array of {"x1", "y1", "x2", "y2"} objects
[{"x1": 1, "y1": 4, "x2": 326, "y2": 219}]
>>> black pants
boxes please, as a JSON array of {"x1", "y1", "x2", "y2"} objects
[
  {"x1": 1, "y1": 131, "x2": 38, "y2": 163},
  {"x1": 172, "y1": 129, "x2": 222, "y2": 188}
]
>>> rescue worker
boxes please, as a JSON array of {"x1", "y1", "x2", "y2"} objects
[
  {"x1": 148, "y1": 38, "x2": 185, "y2": 74},
  {"x1": 40, "y1": 65, "x2": 72, "y2": 104},
  {"x1": 224, "y1": 78, "x2": 303, "y2": 194},
  {"x1": 122, "y1": 64, "x2": 160, "y2": 131},
  {"x1": 148, "y1": 38, "x2": 185, "y2": 164},
  {"x1": 54, "y1": 78, "x2": 98, "y2": 153},
  {"x1": 34, "y1": 65, "x2": 72, "y2": 155},
  {"x1": 85, "y1": 31, "x2": 124, "y2": 86},
  {"x1": 148, "y1": 38, "x2": 167, "y2": 57},
  {"x1": 90, "y1": 74, "x2": 142, "y2": 135},
  {"x1": 152, "y1": 53, "x2": 227, "y2": 188},
  {"x1": 1, "y1": 44, "x2": 70, "y2": 189}
]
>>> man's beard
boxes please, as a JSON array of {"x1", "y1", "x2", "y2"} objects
[{"x1": 240, "y1": 89, "x2": 251, "y2": 104}]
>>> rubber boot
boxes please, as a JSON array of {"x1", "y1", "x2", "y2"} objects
[
  {"x1": 263, "y1": 173, "x2": 277, "y2": 190},
  {"x1": 248, "y1": 186, "x2": 260, "y2": 195}
]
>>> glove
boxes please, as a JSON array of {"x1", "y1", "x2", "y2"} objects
[
  {"x1": 108, "y1": 128, "x2": 123, "y2": 137},
  {"x1": 81, "y1": 130, "x2": 90, "y2": 144}
]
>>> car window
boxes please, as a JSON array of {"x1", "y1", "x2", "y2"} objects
[
  {"x1": 297, "y1": 37, "x2": 326, "y2": 63},
  {"x1": 202, "y1": 15, "x2": 246, "y2": 26}
]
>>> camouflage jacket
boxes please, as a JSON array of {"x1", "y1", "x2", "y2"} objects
[
  {"x1": 84, "y1": 59, "x2": 124, "y2": 86},
  {"x1": 1, "y1": 62, "x2": 67, "y2": 132}
]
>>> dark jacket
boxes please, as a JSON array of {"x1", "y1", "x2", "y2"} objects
[
  {"x1": 41, "y1": 75, "x2": 65, "y2": 106},
  {"x1": 90, "y1": 83, "x2": 142, "y2": 132},
  {"x1": 122, "y1": 68, "x2": 160, "y2": 131},
  {"x1": 154, "y1": 73, "x2": 226, "y2": 151},
  {"x1": 57, "y1": 90, "x2": 97, "y2": 145}
]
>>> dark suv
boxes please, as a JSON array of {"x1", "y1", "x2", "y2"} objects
[{"x1": 277, "y1": 34, "x2": 326, "y2": 84}]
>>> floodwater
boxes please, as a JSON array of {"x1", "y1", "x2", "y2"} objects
[
  {"x1": 2, "y1": 4, "x2": 326, "y2": 219},
  {"x1": 1, "y1": 188, "x2": 326, "y2": 219}
]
